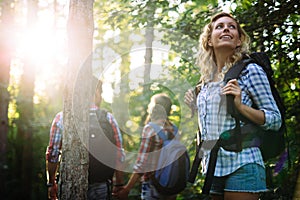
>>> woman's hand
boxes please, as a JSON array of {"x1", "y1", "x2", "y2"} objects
[
  {"x1": 184, "y1": 89, "x2": 197, "y2": 117},
  {"x1": 184, "y1": 89, "x2": 195, "y2": 107},
  {"x1": 222, "y1": 79, "x2": 265, "y2": 125},
  {"x1": 221, "y1": 79, "x2": 242, "y2": 110}
]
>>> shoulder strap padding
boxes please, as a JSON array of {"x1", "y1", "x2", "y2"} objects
[
  {"x1": 148, "y1": 122, "x2": 168, "y2": 142},
  {"x1": 224, "y1": 57, "x2": 252, "y2": 119},
  {"x1": 224, "y1": 57, "x2": 252, "y2": 83},
  {"x1": 250, "y1": 52, "x2": 273, "y2": 77},
  {"x1": 95, "y1": 109, "x2": 107, "y2": 120}
]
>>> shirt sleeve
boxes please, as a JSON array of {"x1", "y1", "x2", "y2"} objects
[
  {"x1": 106, "y1": 112, "x2": 125, "y2": 164},
  {"x1": 242, "y1": 63, "x2": 282, "y2": 131},
  {"x1": 46, "y1": 111, "x2": 63, "y2": 163},
  {"x1": 133, "y1": 125, "x2": 161, "y2": 174}
]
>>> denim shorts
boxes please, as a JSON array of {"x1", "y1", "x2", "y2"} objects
[{"x1": 210, "y1": 163, "x2": 268, "y2": 195}]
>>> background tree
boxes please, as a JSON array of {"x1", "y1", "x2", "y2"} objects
[
  {"x1": 60, "y1": 0, "x2": 94, "y2": 199},
  {"x1": 15, "y1": 0, "x2": 38, "y2": 198},
  {"x1": 0, "y1": 0, "x2": 14, "y2": 195}
]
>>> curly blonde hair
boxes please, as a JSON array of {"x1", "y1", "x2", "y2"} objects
[{"x1": 196, "y1": 12, "x2": 251, "y2": 85}]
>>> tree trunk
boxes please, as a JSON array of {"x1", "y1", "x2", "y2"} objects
[
  {"x1": 143, "y1": 0, "x2": 155, "y2": 91},
  {"x1": 111, "y1": 31, "x2": 132, "y2": 135},
  {"x1": 0, "y1": 0, "x2": 14, "y2": 195},
  {"x1": 144, "y1": 27, "x2": 153, "y2": 87},
  {"x1": 16, "y1": 0, "x2": 37, "y2": 198},
  {"x1": 60, "y1": 0, "x2": 94, "y2": 199},
  {"x1": 18, "y1": 59, "x2": 35, "y2": 199},
  {"x1": 141, "y1": 2, "x2": 155, "y2": 125}
]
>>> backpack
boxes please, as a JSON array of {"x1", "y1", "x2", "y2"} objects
[
  {"x1": 148, "y1": 122, "x2": 190, "y2": 196},
  {"x1": 88, "y1": 109, "x2": 117, "y2": 184},
  {"x1": 223, "y1": 52, "x2": 286, "y2": 161}
]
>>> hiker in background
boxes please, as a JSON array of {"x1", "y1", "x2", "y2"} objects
[
  {"x1": 114, "y1": 93, "x2": 178, "y2": 200},
  {"x1": 45, "y1": 78, "x2": 125, "y2": 200},
  {"x1": 184, "y1": 12, "x2": 281, "y2": 200}
]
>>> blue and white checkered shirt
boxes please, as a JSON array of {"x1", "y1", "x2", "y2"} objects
[{"x1": 197, "y1": 63, "x2": 282, "y2": 177}]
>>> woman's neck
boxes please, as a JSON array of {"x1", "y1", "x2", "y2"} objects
[{"x1": 214, "y1": 48, "x2": 234, "y2": 72}]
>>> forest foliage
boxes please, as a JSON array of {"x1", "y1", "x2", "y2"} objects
[{"x1": 0, "y1": 0, "x2": 299, "y2": 199}]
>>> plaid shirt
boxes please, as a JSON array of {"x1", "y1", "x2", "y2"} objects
[
  {"x1": 197, "y1": 63, "x2": 282, "y2": 176},
  {"x1": 46, "y1": 106, "x2": 125, "y2": 166},
  {"x1": 133, "y1": 124, "x2": 166, "y2": 181},
  {"x1": 46, "y1": 111, "x2": 63, "y2": 163}
]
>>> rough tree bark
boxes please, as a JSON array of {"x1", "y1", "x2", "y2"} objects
[{"x1": 60, "y1": 0, "x2": 94, "y2": 199}]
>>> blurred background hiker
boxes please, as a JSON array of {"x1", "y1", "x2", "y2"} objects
[
  {"x1": 114, "y1": 93, "x2": 180, "y2": 200},
  {"x1": 45, "y1": 78, "x2": 125, "y2": 200}
]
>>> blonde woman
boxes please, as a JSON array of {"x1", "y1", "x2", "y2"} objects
[{"x1": 185, "y1": 12, "x2": 281, "y2": 200}]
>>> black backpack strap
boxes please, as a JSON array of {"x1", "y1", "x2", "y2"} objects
[
  {"x1": 94, "y1": 109, "x2": 115, "y2": 142},
  {"x1": 224, "y1": 58, "x2": 252, "y2": 119},
  {"x1": 148, "y1": 122, "x2": 168, "y2": 141},
  {"x1": 223, "y1": 58, "x2": 257, "y2": 154},
  {"x1": 95, "y1": 108, "x2": 107, "y2": 121},
  {"x1": 202, "y1": 141, "x2": 220, "y2": 194},
  {"x1": 250, "y1": 52, "x2": 272, "y2": 77},
  {"x1": 188, "y1": 82, "x2": 202, "y2": 183},
  {"x1": 194, "y1": 81, "x2": 202, "y2": 97},
  {"x1": 188, "y1": 136, "x2": 203, "y2": 183}
]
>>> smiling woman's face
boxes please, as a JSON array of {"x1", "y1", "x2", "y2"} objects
[{"x1": 208, "y1": 16, "x2": 241, "y2": 51}]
